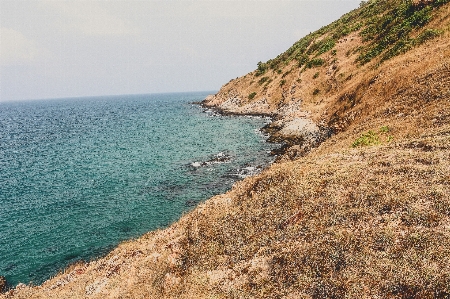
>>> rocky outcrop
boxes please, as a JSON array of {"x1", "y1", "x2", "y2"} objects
[{"x1": 202, "y1": 94, "x2": 328, "y2": 159}]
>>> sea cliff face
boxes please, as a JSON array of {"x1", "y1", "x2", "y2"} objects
[{"x1": 3, "y1": 0, "x2": 450, "y2": 298}]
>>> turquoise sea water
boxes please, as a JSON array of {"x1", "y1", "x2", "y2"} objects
[{"x1": 0, "y1": 92, "x2": 277, "y2": 286}]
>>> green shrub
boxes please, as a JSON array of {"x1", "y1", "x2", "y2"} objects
[
  {"x1": 282, "y1": 70, "x2": 291, "y2": 78},
  {"x1": 258, "y1": 77, "x2": 270, "y2": 85},
  {"x1": 381, "y1": 38, "x2": 414, "y2": 62},
  {"x1": 313, "y1": 72, "x2": 320, "y2": 79},
  {"x1": 380, "y1": 125, "x2": 389, "y2": 133},
  {"x1": 248, "y1": 92, "x2": 257, "y2": 100},
  {"x1": 296, "y1": 54, "x2": 310, "y2": 67},
  {"x1": 318, "y1": 38, "x2": 336, "y2": 55},
  {"x1": 313, "y1": 88, "x2": 320, "y2": 95},
  {"x1": 352, "y1": 130, "x2": 380, "y2": 147},
  {"x1": 352, "y1": 126, "x2": 394, "y2": 147},
  {"x1": 357, "y1": 0, "x2": 438, "y2": 65},
  {"x1": 415, "y1": 29, "x2": 442, "y2": 45},
  {"x1": 306, "y1": 58, "x2": 324, "y2": 68},
  {"x1": 256, "y1": 61, "x2": 268, "y2": 76},
  {"x1": 280, "y1": 80, "x2": 286, "y2": 87}
]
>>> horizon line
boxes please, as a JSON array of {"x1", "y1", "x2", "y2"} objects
[{"x1": 0, "y1": 90, "x2": 218, "y2": 103}]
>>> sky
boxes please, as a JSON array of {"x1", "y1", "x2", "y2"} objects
[{"x1": 0, "y1": 0, "x2": 361, "y2": 102}]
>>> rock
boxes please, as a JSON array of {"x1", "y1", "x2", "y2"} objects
[
  {"x1": 0, "y1": 276, "x2": 6, "y2": 293},
  {"x1": 278, "y1": 118, "x2": 319, "y2": 139}
]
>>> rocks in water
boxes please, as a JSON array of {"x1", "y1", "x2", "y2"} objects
[
  {"x1": 226, "y1": 165, "x2": 263, "y2": 178},
  {"x1": 190, "y1": 152, "x2": 232, "y2": 168},
  {"x1": 0, "y1": 276, "x2": 7, "y2": 293},
  {"x1": 210, "y1": 152, "x2": 231, "y2": 163}
]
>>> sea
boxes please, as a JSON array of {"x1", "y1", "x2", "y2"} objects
[{"x1": 0, "y1": 92, "x2": 278, "y2": 287}]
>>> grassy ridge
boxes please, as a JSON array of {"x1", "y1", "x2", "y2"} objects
[{"x1": 254, "y1": 0, "x2": 448, "y2": 76}]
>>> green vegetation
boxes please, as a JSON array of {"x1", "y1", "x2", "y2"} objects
[
  {"x1": 416, "y1": 28, "x2": 443, "y2": 44},
  {"x1": 357, "y1": 0, "x2": 448, "y2": 64},
  {"x1": 282, "y1": 70, "x2": 291, "y2": 78},
  {"x1": 306, "y1": 58, "x2": 324, "y2": 68},
  {"x1": 313, "y1": 72, "x2": 320, "y2": 79},
  {"x1": 317, "y1": 38, "x2": 336, "y2": 55},
  {"x1": 248, "y1": 92, "x2": 257, "y2": 100},
  {"x1": 380, "y1": 125, "x2": 389, "y2": 133},
  {"x1": 313, "y1": 88, "x2": 320, "y2": 95},
  {"x1": 255, "y1": 61, "x2": 268, "y2": 76},
  {"x1": 352, "y1": 126, "x2": 394, "y2": 147},
  {"x1": 352, "y1": 130, "x2": 380, "y2": 147},
  {"x1": 258, "y1": 76, "x2": 270, "y2": 85},
  {"x1": 280, "y1": 79, "x2": 286, "y2": 87},
  {"x1": 253, "y1": 0, "x2": 448, "y2": 74}
]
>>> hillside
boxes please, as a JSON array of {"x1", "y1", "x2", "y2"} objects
[{"x1": 2, "y1": 0, "x2": 450, "y2": 298}]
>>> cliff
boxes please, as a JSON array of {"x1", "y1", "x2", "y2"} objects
[{"x1": 2, "y1": 0, "x2": 450, "y2": 298}]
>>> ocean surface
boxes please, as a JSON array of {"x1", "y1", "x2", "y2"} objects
[{"x1": 0, "y1": 92, "x2": 278, "y2": 286}]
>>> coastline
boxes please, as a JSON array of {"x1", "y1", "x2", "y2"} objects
[
  {"x1": 3, "y1": 1, "x2": 450, "y2": 296},
  {"x1": 0, "y1": 96, "x2": 312, "y2": 295},
  {"x1": 198, "y1": 95, "x2": 331, "y2": 161},
  {"x1": 0, "y1": 96, "x2": 279, "y2": 293}
]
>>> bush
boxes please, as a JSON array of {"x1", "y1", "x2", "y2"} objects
[
  {"x1": 352, "y1": 130, "x2": 380, "y2": 147},
  {"x1": 306, "y1": 58, "x2": 324, "y2": 68},
  {"x1": 352, "y1": 126, "x2": 393, "y2": 147},
  {"x1": 296, "y1": 54, "x2": 310, "y2": 68},
  {"x1": 318, "y1": 38, "x2": 336, "y2": 55},
  {"x1": 256, "y1": 61, "x2": 268, "y2": 76},
  {"x1": 282, "y1": 70, "x2": 291, "y2": 78},
  {"x1": 415, "y1": 29, "x2": 442, "y2": 45},
  {"x1": 248, "y1": 92, "x2": 257, "y2": 100},
  {"x1": 380, "y1": 125, "x2": 389, "y2": 133},
  {"x1": 313, "y1": 88, "x2": 320, "y2": 95},
  {"x1": 258, "y1": 77, "x2": 270, "y2": 85}
]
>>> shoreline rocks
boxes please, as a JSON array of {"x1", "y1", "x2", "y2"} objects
[
  {"x1": 0, "y1": 276, "x2": 7, "y2": 293},
  {"x1": 199, "y1": 97, "x2": 332, "y2": 160}
]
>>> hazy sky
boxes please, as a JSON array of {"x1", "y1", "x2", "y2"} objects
[{"x1": 0, "y1": 0, "x2": 361, "y2": 101}]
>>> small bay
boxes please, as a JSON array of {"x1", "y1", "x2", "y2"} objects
[{"x1": 0, "y1": 92, "x2": 277, "y2": 286}]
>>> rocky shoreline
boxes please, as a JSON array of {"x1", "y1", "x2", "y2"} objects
[{"x1": 198, "y1": 96, "x2": 333, "y2": 161}]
